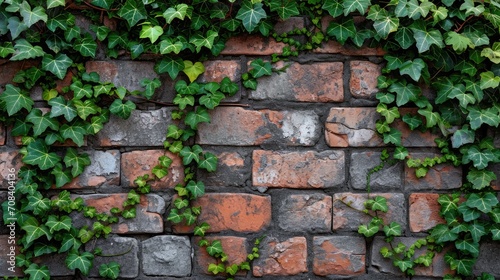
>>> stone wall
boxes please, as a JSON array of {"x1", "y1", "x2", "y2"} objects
[{"x1": 1, "y1": 18, "x2": 499, "y2": 279}]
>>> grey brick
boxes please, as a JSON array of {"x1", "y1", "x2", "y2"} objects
[
  {"x1": 350, "y1": 151, "x2": 403, "y2": 190},
  {"x1": 277, "y1": 194, "x2": 332, "y2": 233},
  {"x1": 86, "y1": 236, "x2": 139, "y2": 278},
  {"x1": 142, "y1": 235, "x2": 192, "y2": 277}
]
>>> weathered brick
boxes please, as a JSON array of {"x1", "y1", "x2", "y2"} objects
[
  {"x1": 474, "y1": 242, "x2": 500, "y2": 277},
  {"x1": 0, "y1": 235, "x2": 23, "y2": 277},
  {"x1": 194, "y1": 236, "x2": 248, "y2": 276},
  {"x1": 86, "y1": 236, "x2": 139, "y2": 278},
  {"x1": 34, "y1": 253, "x2": 74, "y2": 277},
  {"x1": 220, "y1": 35, "x2": 286, "y2": 55},
  {"x1": 197, "y1": 107, "x2": 321, "y2": 146},
  {"x1": 95, "y1": 108, "x2": 173, "y2": 146},
  {"x1": 64, "y1": 150, "x2": 120, "y2": 188},
  {"x1": 198, "y1": 149, "x2": 250, "y2": 187},
  {"x1": 325, "y1": 108, "x2": 438, "y2": 147},
  {"x1": 408, "y1": 193, "x2": 446, "y2": 232},
  {"x1": 314, "y1": 41, "x2": 385, "y2": 56},
  {"x1": 0, "y1": 149, "x2": 22, "y2": 190},
  {"x1": 253, "y1": 236, "x2": 308, "y2": 276},
  {"x1": 0, "y1": 125, "x2": 5, "y2": 145},
  {"x1": 371, "y1": 236, "x2": 453, "y2": 277},
  {"x1": 0, "y1": 60, "x2": 39, "y2": 88},
  {"x1": 405, "y1": 153, "x2": 462, "y2": 190},
  {"x1": 250, "y1": 62, "x2": 344, "y2": 102},
  {"x1": 313, "y1": 236, "x2": 366, "y2": 276},
  {"x1": 142, "y1": 235, "x2": 191, "y2": 277},
  {"x1": 332, "y1": 193, "x2": 406, "y2": 231},
  {"x1": 277, "y1": 194, "x2": 332, "y2": 233},
  {"x1": 86, "y1": 60, "x2": 158, "y2": 92},
  {"x1": 253, "y1": 150, "x2": 345, "y2": 188},
  {"x1": 77, "y1": 193, "x2": 165, "y2": 233},
  {"x1": 173, "y1": 193, "x2": 271, "y2": 233},
  {"x1": 350, "y1": 61, "x2": 382, "y2": 99},
  {"x1": 350, "y1": 151, "x2": 403, "y2": 190},
  {"x1": 200, "y1": 60, "x2": 241, "y2": 83},
  {"x1": 121, "y1": 150, "x2": 184, "y2": 190},
  {"x1": 274, "y1": 17, "x2": 305, "y2": 34}
]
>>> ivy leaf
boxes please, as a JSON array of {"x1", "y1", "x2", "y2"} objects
[
  {"x1": 358, "y1": 223, "x2": 379, "y2": 237},
  {"x1": 388, "y1": 80, "x2": 420, "y2": 106},
  {"x1": 24, "y1": 263, "x2": 50, "y2": 280},
  {"x1": 139, "y1": 24, "x2": 163, "y2": 43},
  {"x1": 451, "y1": 126, "x2": 474, "y2": 148},
  {"x1": 51, "y1": 163, "x2": 72, "y2": 188},
  {"x1": 402, "y1": 114, "x2": 422, "y2": 130},
  {"x1": 481, "y1": 42, "x2": 500, "y2": 64},
  {"x1": 322, "y1": 0, "x2": 343, "y2": 17},
  {"x1": 393, "y1": 146, "x2": 409, "y2": 160},
  {"x1": 0, "y1": 84, "x2": 34, "y2": 115},
  {"x1": 236, "y1": 1, "x2": 267, "y2": 32},
  {"x1": 117, "y1": 0, "x2": 147, "y2": 26},
  {"x1": 326, "y1": 18, "x2": 355, "y2": 45},
  {"x1": 22, "y1": 221, "x2": 52, "y2": 245},
  {"x1": 393, "y1": 259, "x2": 413, "y2": 272},
  {"x1": 23, "y1": 140, "x2": 61, "y2": 170},
  {"x1": 65, "y1": 251, "x2": 94, "y2": 276},
  {"x1": 458, "y1": 203, "x2": 481, "y2": 222},
  {"x1": 155, "y1": 56, "x2": 184, "y2": 79},
  {"x1": 466, "y1": 193, "x2": 499, "y2": 213},
  {"x1": 208, "y1": 263, "x2": 225, "y2": 275},
  {"x1": 199, "y1": 152, "x2": 218, "y2": 172},
  {"x1": 194, "y1": 222, "x2": 210, "y2": 237},
  {"x1": 173, "y1": 94, "x2": 195, "y2": 110},
  {"x1": 0, "y1": 41, "x2": 15, "y2": 58},
  {"x1": 10, "y1": 38, "x2": 45, "y2": 60},
  {"x1": 199, "y1": 92, "x2": 225, "y2": 109},
  {"x1": 167, "y1": 208, "x2": 183, "y2": 223},
  {"x1": 48, "y1": 96, "x2": 77, "y2": 122},
  {"x1": 74, "y1": 35, "x2": 97, "y2": 58},
  {"x1": 383, "y1": 222, "x2": 402, "y2": 237},
  {"x1": 91, "y1": 0, "x2": 114, "y2": 9},
  {"x1": 376, "y1": 103, "x2": 400, "y2": 124},
  {"x1": 183, "y1": 60, "x2": 205, "y2": 83},
  {"x1": 99, "y1": 262, "x2": 120, "y2": 280},
  {"x1": 163, "y1": 3, "x2": 190, "y2": 24},
  {"x1": 407, "y1": 0, "x2": 433, "y2": 19},
  {"x1": 159, "y1": 38, "x2": 183, "y2": 54},
  {"x1": 185, "y1": 106, "x2": 210, "y2": 129},
  {"x1": 42, "y1": 53, "x2": 73, "y2": 79},
  {"x1": 418, "y1": 105, "x2": 440, "y2": 128},
  {"x1": 20, "y1": 1, "x2": 47, "y2": 28},
  {"x1": 179, "y1": 145, "x2": 203, "y2": 165},
  {"x1": 343, "y1": 0, "x2": 370, "y2": 15},
  {"x1": 412, "y1": 28, "x2": 444, "y2": 53},
  {"x1": 467, "y1": 106, "x2": 500, "y2": 130},
  {"x1": 45, "y1": 215, "x2": 72, "y2": 233},
  {"x1": 109, "y1": 99, "x2": 136, "y2": 119},
  {"x1": 249, "y1": 59, "x2": 272, "y2": 78},
  {"x1": 479, "y1": 71, "x2": 500, "y2": 89},
  {"x1": 464, "y1": 146, "x2": 496, "y2": 169},
  {"x1": 438, "y1": 194, "x2": 459, "y2": 215},
  {"x1": 34, "y1": 242, "x2": 58, "y2": 257},
  {"x1": 60, "y1": 123, "x2": 86, "y2": 147},
  {"x1": 467, "y1": 169, "x2": 496, "y2": 190},
  {"x1": 399, "y1": 58, "x2": 426, "y2": 82},
  {"x1": 449, "y1": 257, "x2": 474, "y2": 276},
  {"x1": 70, "y1": 81, "x2": 93, "y2": 99},
  {"x1": 372, "y1": 12, "x2": 399, "y2": 39},
  {"x1": 394, "y1": 27, "x2": 415, "y2": 49},
  {"x1": 26, "y1": 109, "x2": 59, "y2": 137},
  {"x1": 206, "y1": 240, "x2": 223, "y2": 256},
  {"x1": 445, "y1": 31, "x2": 473, "y2": 53},
  {"x1": 64, "y1": 148, "x2": 91, "y2": 177},
  {"x1": 190, "y1": 30, "x2": 218, "y2": 53},
  {"x1": 186, "y1": 180, "x2": 205, "y2": 199},
  {"x1": 431, "y1": 224, "x2": 458, "y2": 243},
  {"x1": 269, "y1": 0, "x2": 299, "y2": 19},
  {"x1": 221, "y1": 18, "x2": 241, "y2": 31},
  {"x1": 46, "y1": 0, "x2": 65, "y2": 8},
  {"x1": 87, "y1": 116, "x2": 105, "y2": 135},
  {"x1": 73, "y1": 99, "x2": 99, "y2": 120}
]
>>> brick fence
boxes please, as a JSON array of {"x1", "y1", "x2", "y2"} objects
[{"x1": 1, "y1": 18, "x2": 500, "y2": 279}]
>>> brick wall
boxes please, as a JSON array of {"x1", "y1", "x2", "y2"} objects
[{"x1": 1, "y1": 18, "x2": 500, "y2": 279}]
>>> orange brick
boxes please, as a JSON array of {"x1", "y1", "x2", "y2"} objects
[
  {"x1": 409, "y1": 193, "x2": 446, "y2": 232},
  {"x1": 194, "y1": 236, "x2": 248, "y2": 276},
  {"x1": 173, "y1": 193, "x2": 271, "y2": 233},
  {"x1": 220, "y1": 35, "x2": 286, "y2": 55},
  {"x1": 405, "y1": 153, "x2": 462, "y2": 190},
  {"x1": 121, "y1": 150, "x2": 184, "y2": 190},
  {"x1": 0, "y1": 60, "x2": 40, "y2": 87},
  {"x1": 313, "y1": 236, "x2": 366, "y2": 276},
  {"x1": 200, "y1": 60, "x2": 241, "y2": 83},
  {"x1": 253, "y1": 236, "x2": 308, "y2": 276},
  {"x1": 350, "y1": 61, "x2": 382, "y2": 99}
]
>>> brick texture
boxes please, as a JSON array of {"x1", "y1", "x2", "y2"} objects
[
  {"x1": 277, "y1": 194, "x2": 332, "y2": 233},
  {"x1": 313, "y1": 236, "x2": 366, "y2": 276},
  {"x1": 408, "y1": 193, "x2": 446, "y2": 232},
  {"x1": 194, "y1": 236, "x2": 248, "y2": 276},
  {"x1": 253, "y1": 236, "x2": 308, "y2": 276},
  {"x1": 0, "y1": 125, "x2": 5, "y2": 145},
  {"x1": 0, "y1": 149, "x2": 22, "y2": 189},
  {"x1": 350, "y1": 61, "x2": 382, "y2": 99}
]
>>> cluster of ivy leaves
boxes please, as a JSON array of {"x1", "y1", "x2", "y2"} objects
[{"x1": 1, "y1": 0, "x2": 500, "y2": 279}]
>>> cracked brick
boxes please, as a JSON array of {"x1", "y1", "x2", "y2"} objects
[{"x1": 253, "y1": 236, "x2": 308, "y2": 276}]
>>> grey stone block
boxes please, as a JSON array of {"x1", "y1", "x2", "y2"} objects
[
  {"x1": 350, "y1": 151, "x2": 403, "y2": 190},
  {"x1": 277, "y1": 194, "x2": 332, "y2": 233},
  {"x1": 142, "y1": 235, "x2": 192, "y2": 277},
  {"x1": 86, "y1": 236, "x2": 139, "y2": 278}
]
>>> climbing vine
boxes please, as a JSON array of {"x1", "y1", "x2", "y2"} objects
[{"x1": 0, "y1": 0, "x2": 499, "y2": 279}]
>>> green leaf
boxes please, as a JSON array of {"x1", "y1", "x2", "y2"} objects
[
  {"x1": 451, "y1": 126, "x2": 474, "y2": 148},
  {"x1": 322, "y1": 0, "x2": 343, "y2": 17},
  {"x1": 60, "y1": 123, "x2": 86, "y2": 147},
  {"x1": 91, "y1": 0, "x2": 114, "y2": 9},
  {"x1": 10, "y1": 38, "x2": 45, "y2": 60},
  {"x1": 199, "y1": 152, "x2": 218, "y2": 172},
  {"x1": 399, "y1": 58, "x2": 426, "y2": 82},
  {"x1": 23, "y1": 140, "x2": 61, "y2": 170},
  {"x1": 269, "y1": 0, "x2": 299, "y2": 19},
  {"x1": 180, "y1": 145, "x2": 203, "y2": 165},
  {"x1": 479, "y1": 71, "x2": 500, "y2": 90},
  {"x1": 358, "y1": 223, "x2": 379, "y2": 237},
  {"x1": 74, "y1": 35, "x2": 97, "y2": 58},
  {"x1": 464, "y1": 146, "x2": 496, "y2": 169},
  {"x1": 73, "y1": 99, "x2": 99, "y2": 120},
  {"x1": 418, "y1": 105, "x2": 440, "y2": 128},
  {"x1": 117, "y1": 0, "x2": 146, "y2": 26},
  {"x1": 66, "y1": 251, "x2": 94, "y2": 276},
  {"x1": 0, "y1": 41, "x2": 15, "y2": 58},
  {"x1": 167, "y1": 208, "x2": 183, "y2": 223},
  {"x1": 468, "y1": 220, "x2": 487, "y2": 243},
  {"x1": 249, "y1": 59, "x2": 272, "y2": 78},
  {"x1": 186, "y1": 180, "x2": 205, "y2": 199},
  {"x1": 155, "y1": 57, "x2": 184, "y2": 79},
  {"x1": 407, "y1": 0, "x2": 434, "y2": 19},
  {"x1": 194, "y1": 222, "x2": 210, "y2": 236},
  {"x1": 185, "y1": 106, "x2": 210, "y2": 129},
  {"x1": 64, "y1": 148, "x2": 91, "y2": 177},
  {"x1": 48, "y1": 96, "x2": 77, "y2": 122},
  {"x1": 236, "y1": 1, "x2": 267, "y2": 32},
  {"x1": 383, "y1": 222, "x2": 402, "y2": 237},
  {"x1": 45, "y1": 215, "x2": 72, "y2": 233},
  {"x1": 139, "y1": 24, "x2": 163, "y2": 43},
  {"x1": 159, "y1": 38, "x2": 183, "y2": 55},
  {"x1": 467, "y1": 169, "x2": 496, "y2": 190},
  {"x1": 206, "y1": 240, "x2": 223, "y2": 256},
  {"x1": 26, "y1": 109, "x2": 59, "y2": 137},
  {"x1": 47, "y1": 0, "x2": 65, "y2": 8},
  {"x1": 34, "y1": 242, "x2": 58, "y2": 257},
  {"x1": 449, "y1": 257, "x2": 474, "y2": 276},
  {"x1": 183, "y1": 60, "x2": 205, "y2": 83},
  {"x1": 24, "y1": 263, "x2": 50, "y2": 280},
  {"x1": 42, "y1": 53, "x2": 73, "y2": 79},
  {"x1": 99, "y1": 262, "x2": 120, "y2": 280},
  {"x1": 431, "y1": 224, "x2": 458, "y2": 243},
  {"x1": 393, "y1": 259, "x2": 413, "y2": 272},
  {"x1": 412, "y1": 28, "x2": 444, "y2": 53},
  {"x1": 0, "y1": 84, "x2": 34, "y2": 115},
  {"x1": 22, "y1": 222, "x2": 52, "y2": 244},
  {"x1": 466, "y1": 193, "x2": 499, "y2": 213},
  {"x1": 326, "y1": 18, "x2": 356, "y2": 45},
  {"x1": 208, "y1": 263, "x2": 225, "y2": 275},
  {"x1": 394, "y1": 27, "x2": 415, "y2": 49},
  {"x1": 455, "y1": 238, "x2": 479, "y2": 257},
  {"x1": 388, "y1": 80, "x2": 420, "y2": 106},
  {"x1": 445, "y1": 31, "x2": 473, "y2": 53},
  {"x1": 199, "y1": 91, "x2": 225, "y2": 109},
  {"x1": 163, "y1": 3, "x2": 190, "y2": 24},
  {"x1": 458, "y1": 203, "x2": 481, "y2": 222},
  {"x1": 190, "y1": 30, "x2": 218, "y2": 53},
  {"x1": 343, "y1": 0, "x2": 370, "y2": 15},
  {"x1": 109, "y1": 99, "x2": 136, "y2": 119},
  {"x1": 20, "y1": 1, "x2": 47, "y2": 28},
  {"x1": 402, "y1": 114, "x2": 422, "y2": 130},
  {"x1": 174, "y1": 198, "x2": 189, "y2": 209}
]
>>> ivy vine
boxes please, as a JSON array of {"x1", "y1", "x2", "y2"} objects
[{"x1": 0, "y1": 0, "x2": 499, "y2": 279}]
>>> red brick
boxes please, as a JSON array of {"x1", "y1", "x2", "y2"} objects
[
  {"x1": 0, "y1": 60, "x2": 40, "y2": 88},
  {"x1": 252, "y1": 150, "x2": 345, "y2": 188},
  {"x1": 325, "y1": 107, "x2": 438, "y2": 147},
  {"x1": 199, "y1": 150, "x2": 250, "y2": 187},
  {"x1": 221, "y1": 35, "x2": 287, "y2": 55},
  {"x1": 0, "y1": 149, "x2": 22, "y2": 189},
  {"x1": 274, "y1": 17, "x2": 305, "y2": 34},
  {"x1": 405, "y1": 153, "x2": 462, "y2": 190},
  {"x1": 409, "y1": 193, "x2": 446, "y2": 232},
  {"x1": 173, "y1": 193, "x2": 271, "y2": 233},
  {"x1": 121, "y1": 150, "x2": 184, "y2": 190},
  {"x1": 314, "y1": 41, "x2": 385, "y2": 56},
  {"x1": 63, "y1": 150, "x2": 120, "y2": 189},
  {"x1": 250, "y1": 62, "x2": 344, "y2": 102},
  {"x1": 200, "y1": 60, "x2": 241, "y2": 83},
  {"x1": 350, "y1": 61, "x2": 382, "y2": 99},
  {"x1": 197, "y1": 107, "x2": 320, "y2": 146},
  {"x1": 253, "y1": 236, "x2": 308, "y2": 276},
  {"x1": 82, "y1": 193, "x2": 164, "y2": 233},
  {"x1": 313, "y1": 236, "x2": 366, "y2": 276},
  {"x1": 195, "y1": 236, "x2": 247, "y2": 276}
]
